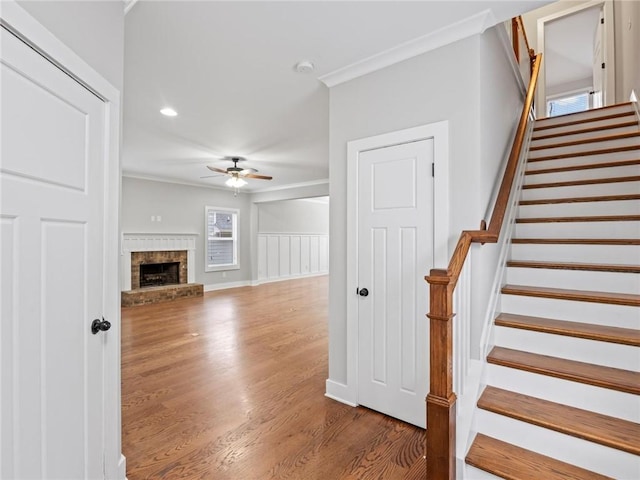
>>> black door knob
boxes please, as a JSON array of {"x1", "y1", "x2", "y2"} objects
[
  {"x1": 358, "y1": 288, "x2": 369, "y2": 297},
  {"x1": 91, "y1": 318, "x2": 111, "y2": 334}
]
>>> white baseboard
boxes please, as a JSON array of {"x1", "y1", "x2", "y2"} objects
[
  {"x1": 204, "y1": 274, "x2": 328, "y2": 292},
  {"x1": 203, "y1": 280, "x2": 252, "y2": 292},
  {"x1": 325, "y1": 379, "x2": 357, "y2": 407},
  {"x1": 255, "y1": 271, "x2": 328, "y2": 286},
  {"x1": 118, "y1": 454, "x2": 127, "y2": 480}
]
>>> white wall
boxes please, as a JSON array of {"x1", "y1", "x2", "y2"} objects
[
  {"x1": 327, "y1": 25, "x2": 526, "y2": 389},
  {"x1": 121, "y1": 177, "x2": 253, "y2": 288},
  {"x1": 614, "y1": 0, "x2": 640, "y2": 101},
  {"x1": 16, "y1": 0, "x2": 124, "y2": 90},
  {"x1": 256, "y1": 198, "x2": 329, "y2": 283},
  {"x1": 328, "y1": 34, "x2": 482, "y2": 387},
  {"x1": 258, "y1": 198, "x2": 329, "y2": 234},
  {"x1": 475, "y1": 26, "x2": 526, "y2": 358}
]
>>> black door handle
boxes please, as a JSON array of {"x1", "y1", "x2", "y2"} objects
[
  {"x1": 358, "y1": 288, "x2": 369, "y2": 297},
  {"x1": 91, "y1": 317, "x2": 111, "y2": 334}
]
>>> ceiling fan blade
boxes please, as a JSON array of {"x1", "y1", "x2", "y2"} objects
[
  {"x1": 206, "y1": 166, "x2": 229, "y2": 174},
  {"x1": 200, "y1": 174, "x2": 224, "y2": 179},
  {"x1": 244, "y1": 173, "x2": 272, "y2": 180}
]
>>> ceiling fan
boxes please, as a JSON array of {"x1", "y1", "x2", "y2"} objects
[{"x1": 205, "y1": 157, "x2": 272, "y2": 187}]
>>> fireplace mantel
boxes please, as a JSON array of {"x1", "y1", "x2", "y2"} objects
[{"x1": 121, "y1": 233, "x2": 199, "y2": 291}]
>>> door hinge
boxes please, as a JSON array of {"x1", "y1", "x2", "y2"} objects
[
  {"x1": 602, "y1": 62, "x2": 605, "y2": 69},
  {"x1": 601, "y1": 18, "x2": 604, "y2": 24},
  {"x1": 431, "y1": 163, "x2": 435, "y2": 177}
]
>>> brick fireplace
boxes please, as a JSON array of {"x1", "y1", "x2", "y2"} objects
[
  {"x1": 130, "y1": 250, "x2": 187, "y2": 289},
  {"x1": 121, "y1": 234, "x2": 203, "y2": 306}
]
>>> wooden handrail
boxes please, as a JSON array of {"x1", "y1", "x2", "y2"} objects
[
  {"x1": 425, "y1": 52, "x2": 542, "y2": 480},
  {"x1": 512, "y1": 16, "x2": 535, "y2": 64},
  {"x1": 516, "y1": 16, "x2": 534, "y2": 62}
]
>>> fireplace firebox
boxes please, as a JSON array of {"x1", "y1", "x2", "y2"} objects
[{"x1": 139, "y1": 262, "x2": 180, "y2": 288}]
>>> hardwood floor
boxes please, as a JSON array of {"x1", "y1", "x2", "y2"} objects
[{"x1": 122, "y1": 276, "x2": 426, "y2": 479}]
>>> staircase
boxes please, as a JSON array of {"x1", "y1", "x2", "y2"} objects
[{"x1": 465, "y1": 103, "x2": 640, "y2": 479}]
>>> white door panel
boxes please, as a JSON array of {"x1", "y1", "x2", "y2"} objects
[
  {"x1": 357, "y1": 139, "x2": 433, "y2": 428},
  {"x1": 1, "y1": 26, "x2": 106, "y2": 479}
]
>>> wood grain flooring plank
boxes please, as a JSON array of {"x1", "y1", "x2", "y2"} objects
[{"x1": 121, "y1": 276, "x2": 426, "y2": 479}]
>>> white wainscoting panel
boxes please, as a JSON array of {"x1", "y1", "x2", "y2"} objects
[{"x1": 258, "y1": 233, "x2": 329, "y2": 282}]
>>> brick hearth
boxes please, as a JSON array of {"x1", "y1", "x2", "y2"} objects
[{"x1": 121, "y1": 283, "x2": 204, "y2": 307}]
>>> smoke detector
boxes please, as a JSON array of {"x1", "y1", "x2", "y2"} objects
[{"x1": 294, "y1": 60, "x2": 315, "y2": 74}]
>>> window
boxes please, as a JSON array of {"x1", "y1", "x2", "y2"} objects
[
  {"x1": 546, "y1": 92, "x2": 590, "y2": 117},
  {"x1": 205, "y1": 207, "x2": 239, "y2": 272}
]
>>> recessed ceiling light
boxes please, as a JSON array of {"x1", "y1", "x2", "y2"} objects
[{"x1": 160, "y1": 107, "x2": 177, "y2": 117}]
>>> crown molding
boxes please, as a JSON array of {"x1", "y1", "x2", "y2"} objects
[
  {"x1": 250, "y1": 178, "x2": 329, "y2": 194},
  {"x1": 319, "y1": 9, "x2": 497, "y2": 88}
]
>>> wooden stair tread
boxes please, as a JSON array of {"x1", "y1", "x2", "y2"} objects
[
  {"x1": 531, "y1": 120, "x2": 639, "y2": 141},
  {"x1": 523, "y1": 175, "x2": 640, "y2": 189},
  {"x1": 496, "y1": 312, "x2": 640, "y2": 346},
  {"x1": 501, "y1": 284, "x2": 640, "y2": 307},
  {"x1": 525, "y1": 159, "x2": 640, "y2": 176},
  {"x1": 535, "y1": 103, "x2": 632, "y2": 122},
  {"x1": 478, "y1": 386, "x2": 640, "y2": 455},
  {"x1": 520, "y1": 194, "x2": 640, "y2": 205},
  {"x1": 488, "y1": 346, "x2": 640, "y2": 394},
  {"x1": 466, "y1": 433, "x2": 613, "y2": 480},
  {"x1": 534, "y1": 109, "x2": 635, "y2": 131},
  {"x1": 507, "y1": 260, "x2": 640, "y2": 274},
  {"x1": 529, "y1": 131, "x2": 640, "y2": 151},
  {"x1": 529, "y1": 144, "x2": 640, "y2": 163},
  {"x1": 512, "y1": 238, "x2": 640, "y2": 245},
  {"x1": 515, "y1": 214, "x2": 640, "y2": 223}
]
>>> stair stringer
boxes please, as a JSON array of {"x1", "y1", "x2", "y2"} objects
[{"x1": 455, "y1": 120, "x2": 534, "y2": 478}]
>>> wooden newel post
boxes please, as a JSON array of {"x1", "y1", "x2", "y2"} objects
[{"x1": 425, "y1": 268, "x2": 457, "y2": 480}]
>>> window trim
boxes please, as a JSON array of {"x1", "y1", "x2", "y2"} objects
[
  {"x1": 546, "y1": 88, "x2": 592, "y2": 117},
  {"x1": 204, "y1": 206, "x2": 240, "y2": 272}
]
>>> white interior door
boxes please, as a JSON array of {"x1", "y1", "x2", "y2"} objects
[
  {"x1": 1, "y1": 26, "x2": 107, "y2": 479},
  {"x1": 591, "y1": 9, "x2": 604, "y2": 108},
  {"x1": 357, "y1": 139, "x2": 433, "y2": 428}
]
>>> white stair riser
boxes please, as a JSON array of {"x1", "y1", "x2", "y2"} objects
[
  {"x1": 518, "y1": 200, "x2": 640, "y2": 217},
  {"x1": 493, "y1": 325, "x2": 640, "y2": 370},
  {"x1": 475, "y1": 410, "x2": 640, "y2": 479},
  {"x1": 534, "y1": 116, "x2": 638, "y2": 137},
  {"x1": 510, "y1": 243, "x2": 640, "y2": 264},
  {"x1": 527, "y1": 151, "x2": 640, "y2": 172},
  {"x1": 528, "y1": 137, "x2": 640, "y2": 159},
  {"x1": 514, "y1": 221, "x2": 640, "y2": 239},
  {"x1": 526, "y1": 155, "x2": 640, "y2": 173},
  {"x1": 462, "y1": 463, "x2": 504, "y2": 480},
  {"x1": 535, "y1": 105, "x2": 635, "y2": 128},
  {"x1": 486, "y1": 365, "x2": 640, "y2": 422},
  {"x1": 505, "y1": 267, "x2": 640, "y2": 295},
  {"x1": 531, "y1": 125, "x2": 640, "y2": 147},
  {"x1": 525, "y1": 164, "x2": 640, "y2": 184},
  {"x1": 521, "y1": 181, "x2": 640, "y2": 201},
  {"x1": 500, "y1": 294, "x2": 639, "y2": 329}
]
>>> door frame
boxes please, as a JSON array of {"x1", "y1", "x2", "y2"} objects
[
  {"x1": 0, "y1": 2, "x2": 123, "y2": 478},
  {"x1": 344, "y1": 121, "x2": 449, "y2": 406},
  {"x1": 536, "y1": 0, "x2": 615, "y2": 117}
]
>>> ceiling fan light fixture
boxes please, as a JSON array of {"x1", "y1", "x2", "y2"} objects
[
  {"x1": 225, "y1": 176, "x2": 247, "y2": 188},
  {"x1": 160, "y1": 107, "x2": 177, "y2": 117}
]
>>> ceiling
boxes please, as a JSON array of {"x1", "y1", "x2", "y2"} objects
[
  {"x1": 123, "y1": 1, "x2": 551, "y2": 193},
  {"x1": 545, "y1": 5, "x2": 601, "y2": 90}
]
